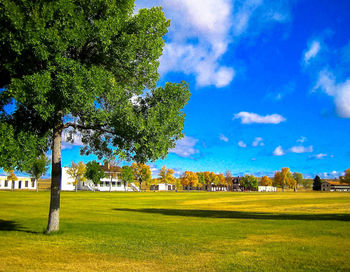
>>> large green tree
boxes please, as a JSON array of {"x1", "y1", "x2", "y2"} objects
[
  {"x1": 241, "y1": 174, "x2": 259, "y2": 191},
  {"x1": 85, "y1": 161, "x2": 105, "y2": 186},
  {"x1": 0, "y1": 0, "x2": 190, "y2": 233},
  {"x1": 118, "y1": 165, "x2": 134, "y2": 191}
]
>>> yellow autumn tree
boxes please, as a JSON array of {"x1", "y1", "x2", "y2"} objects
[
  {"x1": 6, "y1": 169, "x2": 18, "y2": 189},
  {"x1": 6, "y1": 169, "x2": 18, "y2": 181},
  {"x1": 66, "y1": 161, "x2": 86, "y2": 192},
  {"x1": 274, "y1": 167, "x2": 296, "y2": 191},
  {"x1": 218, "y1": 173, "x2": 226, "y2": 185},
  {"x1": 181, "y1": 171, "x2": 198, "y2": 190},
  {"x1": 261, "y1": 176, "x2": 272, "y2": 186},
  {"x1": 131, "y1": 163, "x2": 151, "y2": 191},
  {"x1": 343, "y1": 168, "x2": 350, "y2": 184},
  {"x1": 159, "y1": 166, "x2": 176, "y2": 185}
]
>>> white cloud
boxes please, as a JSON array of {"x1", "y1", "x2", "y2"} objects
[
  {"x1": 169, "y1": 136, "x2": 200, "y2": 158},
  {"x1": 297, "y1": 136, "x2": 307, "y2": 143},
  {"x1": 313, "y1": 70, "x2": 350, "y2": 118},
  {"x1": 303, "y1": 40, "x2": 321, "y2": 64},
  {"x1": 233, "y1": 112, "x2": 286, "y2": 124},
  {"x1": 62, "y1": 129, "x2": 83, "y2": 150},
  {"x1": 135, "y1": 0, "x2": 292, "y2": 88},
  {"x1": 289, "y1": 145, "x2": 313, "y2": 153},
  {"x1": 158, "y1": 0, "x2": 235, "y2": 88},
  {"x1": 273, "y1": 146, "x2": 285, "y2": 156},
  {"x1": 219, "y1": 134, "x2": 229, "y2": 142},
  {"x1": 252, "y1": 137, "x2": 264, "y2": 147},
  {"x1": 238, "y1": 141, "x2": 247, "y2": 148},
  {"x1": 309, "y1": 153, "x2": 328, "y2": 159}
]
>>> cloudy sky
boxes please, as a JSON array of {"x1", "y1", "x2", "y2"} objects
[{"x1": 61, "y1": 0, "x2": 350, "y2": 178}]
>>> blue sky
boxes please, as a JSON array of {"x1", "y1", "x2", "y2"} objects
[{"x1": 5, "y1": 0, "x2": 350, "y2": 179}]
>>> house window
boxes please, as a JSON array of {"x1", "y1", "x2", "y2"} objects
[
  {"x1": 18, "y1": 180, "x2": 22, "y2": 189},
  {"x1": 32, "y1": 181, "x2": 35, "y2": 187},
  {"x1": 5, "y1": 180, "x2": 8, "y2": 187},
  {"x1": 25, "y1": 181, "x2": 29, "y2": 187},
  {"x1": 117, "y1": 182, "x2": 121, "y2": 187}
]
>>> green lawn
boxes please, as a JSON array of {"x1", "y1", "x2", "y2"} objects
[{"x1": 0, "y1": 191, "x2": 349, "y2": 271}]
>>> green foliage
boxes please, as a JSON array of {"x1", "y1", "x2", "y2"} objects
[
  {"x1": 196, "y1": 172, "x2": 205, "y2": 186},
  {"x1": 241, "y1": 174, "x2": 259, "y2": 191},
  {"x1": 301, "y1": 179, "x2": 313, "y2": 189},
  {"x1": 0, "y1": 122, "x2": 48, "y2": 171},
  {"x1": 313, "y1": 175, "x2": 322, "y2": 191},
  {"x1": 85, "y1": 161, "x2": 105, "y2": 185},
  {"x1": 27, "y1": 154, "x2": 50, "y2": 181},
  {"x1": 0, "y1": 0, "x2": 190, "y2": 165},
  {"x1": 118, "y1": 165, "x2": 134, "y2": 187},
  {"x1": 293, "y1": 172, "x2": 304, "y2": 185}
]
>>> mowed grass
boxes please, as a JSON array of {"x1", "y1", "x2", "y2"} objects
[{"x1": 0, "y1": 191, "x2": 349, "y2": 272}]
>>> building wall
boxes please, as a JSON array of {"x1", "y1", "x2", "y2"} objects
[
  {"x1": 0, "y1": 176, "x2": 36, "y2": 190},
  {"x1": 61, "y1": 167, "x2": 131, "y2": 191},
  {"x1": 258, "y1": 186, "x2": 277, "y2": 192}
]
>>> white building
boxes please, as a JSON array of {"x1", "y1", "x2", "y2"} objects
[
  {"x1": 150, "y1": 183, "x2": 176, "y2": 191},
  {"x1": 0, "y1": 176, "x2": 37, "y2": 190},
  {"x1": 258, "y1": 186, "x2": 277, "y2": 192},
  {"x1": 61, "y1": 167, "x2": 139, "y2": 192}
]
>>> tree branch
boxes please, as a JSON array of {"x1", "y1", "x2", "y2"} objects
[{"x1": 63, "y1": 122, "x2": 113, "y2": 134}]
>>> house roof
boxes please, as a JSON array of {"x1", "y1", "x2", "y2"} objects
[{"x1": 325, "y1": 181, "x2": 350, "y2": 186}]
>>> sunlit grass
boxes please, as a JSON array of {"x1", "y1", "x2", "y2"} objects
[{"x1": 0, "y1": 191, "x2": 349, "y2": 271}]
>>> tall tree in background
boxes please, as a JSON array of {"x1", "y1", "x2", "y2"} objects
[
  {"x1": 197, "y1": 172, "x2": 205, "y2": 189},
  {"x1": 66, "y1": 161, "x2": 86, "y2": 192},
  {"x1": 118, "y1": 166, "x2": 134, "y2": 191},
  {"x1": 225, "y1": 170, "x2": 233, "y2": 190},
  {"x1": 0, "y1": 0, "x2": 190, "y2": 232},
  {"x1": 341, "y1": 168, "x2": 350, "y2": 184},
  {"x1": 159, "y1": 166, "x2": 176, "y2": 185},
  {"x1": 181, "y1": 171, "x2": 198, "y2": 190},
  {"x1": 27, "y1": 154, "x2": 50, "y2": 192},
  {"x1": 261, "y1": 176, "x2": 272, "y2": 186},
  {"x1": 241, "y1": 174, "x2": 258, "y2": 191},
  {"x1": 85, "y1": 161, "x2": 105, "y2": 187},
  {"x1": 312, "y1": 175, "x2": 322, "y2": 191},
  {"x1": 274, "y1": 167, "x2": 295, "y2": 192},
  {"x1": 218, "y1": 173, "x2": 226, "y2": 188},
  {"x1": 132, "y1": 163, "x2": 151, "y2": 191},
  {"x1": 293, "y1": 172, "x2": 303, "y2": 191}
]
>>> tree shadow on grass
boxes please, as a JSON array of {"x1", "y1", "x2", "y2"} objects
[
  {"x1": 0, "y1": 219, "x2": 40, "y2": 234},
  {"x1": 113, "y1": 208, "x2": 350, "y2": 221}
]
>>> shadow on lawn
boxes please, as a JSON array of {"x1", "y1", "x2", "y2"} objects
[
  {"x1": 0, "y1": 219, "x2": 40, "y2": 234},
  {"x1": 113, "y1": 208, "x2": 350, "y2": 221}
]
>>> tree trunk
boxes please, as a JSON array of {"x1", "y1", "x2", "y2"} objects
[
  {"x1": 36, "y1": 179, "x2": 38, "y2": 192},
  {"x1": 46, "y1": 126, "x2": 62, "y2": 233}
]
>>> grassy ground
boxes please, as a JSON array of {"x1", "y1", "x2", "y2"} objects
[{"x1": 0, "y1": 191, "x2": 349, "y2": 272}]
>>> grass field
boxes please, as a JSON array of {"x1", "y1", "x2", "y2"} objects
[{"x1": 0, "y1": 191, "x2": 349, "y2": 271}]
